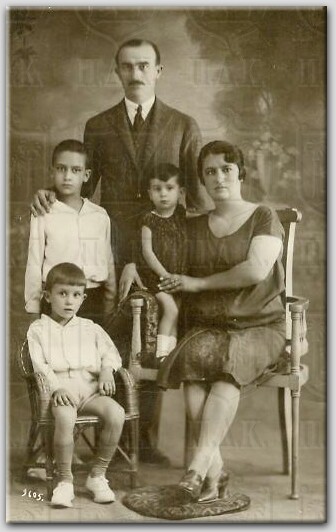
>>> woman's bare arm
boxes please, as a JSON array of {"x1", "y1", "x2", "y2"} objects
[{"x1": 159, "y1": 235, "x2": 282, "y2": 293}]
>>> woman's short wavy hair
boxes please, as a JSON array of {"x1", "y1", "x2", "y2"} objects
[{"x1": 197, "y1": 140, "x2": 247, "y2": 184}]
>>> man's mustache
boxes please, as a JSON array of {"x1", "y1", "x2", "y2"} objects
[{"x1": 128, "y1": 81, "x2": 145, "y2": 86}]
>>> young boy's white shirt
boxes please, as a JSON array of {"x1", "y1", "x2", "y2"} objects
[
  {"x1": 24, "y1": 199, "x2": 116, "y2": 316},
  {"x1": 27, "y1": 315, "x2": 122, "y2": 394}
]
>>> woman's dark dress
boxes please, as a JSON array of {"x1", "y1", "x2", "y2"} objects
[
  {"x1": 158, "y1": 205, "x2": 286, "y2": 389},
  {"x1": 139, "y1": 204, "x2": 188, "y2": 293}
]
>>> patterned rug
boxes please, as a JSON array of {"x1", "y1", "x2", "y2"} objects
[{"x1": 122, "y1": 484, "x2": 250, "y2": 520}]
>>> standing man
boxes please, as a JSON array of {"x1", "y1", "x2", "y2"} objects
[
  {"x1": 83, "y1": 39, "x2": 207, "y2": 296},
  {"x1": 30, "y1": 38, "x2": 208, "y2": 466}
]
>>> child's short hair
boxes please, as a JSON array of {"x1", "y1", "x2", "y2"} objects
[
  {"x1": 52, "y1": 139, "x2": 90, "y2": 168},
  {"x1": 45, "y1": 263, "x2": 87, "y2": 291},
  {"x1": 146, "y1": 163, "x2": 184, "y2": 188}
]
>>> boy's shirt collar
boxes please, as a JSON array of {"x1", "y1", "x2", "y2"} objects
[
  {"x1": 41, "y1": 313, "x2": 80, "y2": 328},
  {"x1": 51, "y1": 198, "x2": 90, "y2": 213}
]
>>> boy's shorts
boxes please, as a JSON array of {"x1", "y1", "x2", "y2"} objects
[{"x1": 54, "y1": 369, "x2": 100, "y2": 411}]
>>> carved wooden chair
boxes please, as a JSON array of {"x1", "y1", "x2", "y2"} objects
[
  {"x1": 17, "y1": 339, "x2": 139, "y2": 500},
  {"x1": 125, "y1": 207, "x2": 309, "y2": 500}
]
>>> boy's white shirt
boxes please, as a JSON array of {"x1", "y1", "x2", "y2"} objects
[
  {"x1": 27, "y1": 315, "x2": 122, "y2": 394},
  {"x1": 24, "y1": 198, "x2": 116, "y2": 315}
]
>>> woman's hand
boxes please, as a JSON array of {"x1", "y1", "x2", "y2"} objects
[
  {"x1": 30, "y1": 189, "x2": 56, "y2": 217},
  {"x1": 158, "y1": 275, "x2": 204, "y2": 294},
  {"x1": 52, "y1": 388, "x2": 76, "y2": 408}
]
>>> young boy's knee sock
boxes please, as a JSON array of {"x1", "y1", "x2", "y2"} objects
[
  {"x1": 156, "y1": 334, "x2": 171, "y2": 358},
  {"x1": 54, "y1": 443, "x2": 74, "y2": 484},
  {"x1": 90, "y1": 457, "x2": 110, "y2": 478}
]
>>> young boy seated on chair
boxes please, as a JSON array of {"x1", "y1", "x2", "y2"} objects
[{"x1": 27, "y1": 262, "x2": 125, "y2": 508}]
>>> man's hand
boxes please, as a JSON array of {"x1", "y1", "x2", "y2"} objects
[
  {"x1": 99, "y1": 368, "x2": 116, "y2": 397},
  {"x1": 30, "y1": 189, "x2": 56, "y2": 217},
  {"x1": 118, "y1": 263, "x2": 146, "y2": 302},
  {"x1": 52, "y1": 388, "x2": 76, "y2": 407}
]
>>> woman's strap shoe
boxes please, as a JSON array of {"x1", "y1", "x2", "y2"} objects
[
  {"x1": 178, "y1": 469, "x2": 204, "y2": 501},
  {"x1": 198, "y1": 471, "x2": 230, "y2": 504}
]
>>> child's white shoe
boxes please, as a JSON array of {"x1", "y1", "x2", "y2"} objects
[
  {"x1": 85, "y1": 475, "x2": 115, "y2": 503},
  {"x1": 51, "y1": 481, "x2": 74, "y2": 508}
]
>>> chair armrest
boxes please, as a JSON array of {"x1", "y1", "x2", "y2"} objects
[
  {"x1": 115, "y1": 367, "x2": 139, "y2": 418},
  {"x1": 128, "y1": 290, "x2": 159, "y2": 369},
  {"x1": 287, "y1": 295, "x2": 309, "y2": 373},
  {"x1": 131, "y1": 289, "x2": 159, "y2": 354},
  {"x1": 287, "y1": 295, "x2": 309, "y2": 313},
  {"x1": 27, "y1": 372, "x2": 52, "y2": 421}
]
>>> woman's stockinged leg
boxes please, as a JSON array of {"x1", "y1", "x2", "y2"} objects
[
  {"x1": 184, "y1": 383, "x2": 225, "y2": 477},
  {"x1": 80, "y1": 396, "x2": 125, "y2": 477},
  {"x1": 184, "y1": 382, "x2": 224, "y2": 475},
  {"x1": 188, "y1": 381, "x2": 240, "y2": 479},
  {"x1": 51, "y1": 404, "x2": 77, "y2": 483},
  {"x1": 183, "y1": 382, "x2": 208, "y2": 444}
]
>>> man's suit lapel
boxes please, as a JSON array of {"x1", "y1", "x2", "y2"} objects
[
  {"x1": 108, "y1": 101, "x2": 139, "y2": 170},
  {"x1": 142, "y1": 99, "x2": 174, "y2": 170}
]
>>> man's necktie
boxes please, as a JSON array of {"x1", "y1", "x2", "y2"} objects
[{"x1": 133, "y1": 105, "x2": 144, "y2": 133}]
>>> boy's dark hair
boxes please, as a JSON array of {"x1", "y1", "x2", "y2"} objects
[
  {"x1": 146, "y1": 163, "x2": 183, "y2": 188},
  {"x1": 52, "y1": 139, "x2": 90, "y2": 168},
  {"x1": 197, "y1": 140, "x2": 247, "y2": 183},
  {"x1": 45, "y1": 263, "x2": 87, "y2": 292},
  {"x1": 115, "y1": 39, "x2": 161, "y2": 66}
]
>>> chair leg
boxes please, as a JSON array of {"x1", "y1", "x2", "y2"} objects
[
  {"x1": 128, "y1": 418, "x2": 139, "y2": 488},
  {"x1": 278, "y1": 388, "x2": 292, "y2": 475},
  {"x1": 149, "y1": 390, "x2": 163, "y2": 449},
  {"x1": 93, "y1": 424, "x2": 100, "y2": 454},
  {"x1": 290, "y1": 391, "x2": 300, "y2": 500},
  {"x1": 42, "y1": 426, "x2": 54, "y2": 501},
  {"x1": 22, "y1": 422, "x2": 39, "y2": 480}
]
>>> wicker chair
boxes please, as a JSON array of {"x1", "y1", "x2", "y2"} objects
[
  {"x1": 126, "y1": 207, "x2": 309, "y2": 499},
  {"x1": 17, "y1": 339, "x2": 139, "y2": 500}
]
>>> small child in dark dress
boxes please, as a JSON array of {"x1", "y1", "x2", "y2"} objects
[{"x1": 140, "y1": 163, "x2": 187, "y2": 360}]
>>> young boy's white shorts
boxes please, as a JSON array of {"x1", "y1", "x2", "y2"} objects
[{"x1": 54, "y1": 369, "x2": 100, "y2": 411}]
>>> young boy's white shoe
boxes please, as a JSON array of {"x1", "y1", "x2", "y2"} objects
[
  {"x1": 51, "y1": 481, "x2": 74, "y2": 508},
  {"x1": 85, "y1": 475, "x2": 115, "y2": 503}
]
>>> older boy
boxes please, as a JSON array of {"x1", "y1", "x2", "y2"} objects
[{"x1": 25, "y1": 139, "x2": 116, "y2": 325}]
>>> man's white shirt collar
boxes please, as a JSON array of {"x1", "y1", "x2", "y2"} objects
[{"x1": 124, "y1": 96, "x2": 155, "y2": 124}]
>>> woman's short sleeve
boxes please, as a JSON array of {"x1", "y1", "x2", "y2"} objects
[{"x1": 253, "y1": 206, "x2": 284, "y2": 241}]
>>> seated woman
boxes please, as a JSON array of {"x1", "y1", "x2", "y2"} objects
[{"x1": 157, "y1": 140, "x2": 286, "y2": 504}]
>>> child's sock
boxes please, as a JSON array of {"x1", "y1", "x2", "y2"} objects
[
  {"x1": 90, "y1": 457, "x2": 110, "y2": 478},
  {"x1": 56, "y1": 463, "x2": 74, "y2": 484},
  {"x1": 156, "y1": 334, "x2": 171, "y2": 359},
  {"x1": 169, "y1": 336, "x2": 177, "y2": 353},
  {"x1": 54, "y1": 441, "x2": 74, "y2": 484}
]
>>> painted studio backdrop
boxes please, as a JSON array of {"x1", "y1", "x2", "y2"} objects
[{"x1": 8, "y1": 6, "x2": 326, "y2": 518}]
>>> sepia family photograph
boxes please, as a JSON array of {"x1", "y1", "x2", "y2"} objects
[{"x1": 7, "y1": 4, "x2": 326, "y2": 524}]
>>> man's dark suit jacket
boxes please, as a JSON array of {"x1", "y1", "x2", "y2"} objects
[{"x1": 83, "y1": 98, "x2": 204, "y2": 266}]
